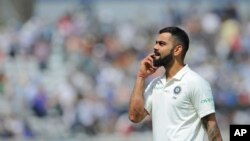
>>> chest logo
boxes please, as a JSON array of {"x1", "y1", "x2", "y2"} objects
[{"x1": 173, "y1": 86, "x2": 181, "y2": 94}]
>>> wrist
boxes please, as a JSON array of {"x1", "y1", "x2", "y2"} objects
[{"x1": 137, "y1": 71, "x2": 147, "y2": 78}]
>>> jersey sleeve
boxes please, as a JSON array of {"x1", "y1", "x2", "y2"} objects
[
  {"x1": 144, "y1": 81, "x2": 154, "y2": 115},
  {"x1": 190, "y1": 79, "x2": 215, "y2": 118}
]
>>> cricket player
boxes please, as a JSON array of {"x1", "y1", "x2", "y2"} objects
[{"x1": 128, "y1": 27, "x2": 223, "y2": 141}]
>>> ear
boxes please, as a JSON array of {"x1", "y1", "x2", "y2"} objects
[{"x1": 174, "y1": 45, "x2": 183, "y2": 56}]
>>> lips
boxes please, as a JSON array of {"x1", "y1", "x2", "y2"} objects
[
  {"x1": 154, "y1": 52, "x2": 161, "y2": 59},
  {"x1": 154, "y1": 55, "x2": 160, "y2": 60}
]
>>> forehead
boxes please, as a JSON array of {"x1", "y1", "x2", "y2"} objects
[{"x1": 157, "y1": 32, "x2": 173, "y2": 42}]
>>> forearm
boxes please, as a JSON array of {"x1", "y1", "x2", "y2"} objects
[
  {"x1": 129, "y1": 53, "x2": 156, "y2": 123},
  {"x1": 202, "y1": 114, "x2": 223, "y2": 141},
  {"x1": 207, "y1": 122, "x2": 222, "y2": 141},
  {"x1": 128, "y1": 76, "x2": 147, "y2": 123}
]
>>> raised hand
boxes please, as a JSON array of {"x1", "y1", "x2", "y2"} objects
[{"x1": 138, "y1": 53, "x2": 158, "y2": 78}]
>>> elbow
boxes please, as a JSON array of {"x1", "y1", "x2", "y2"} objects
[{"x1": 128, "y1": 114, "x2": 141, "y2": 123}]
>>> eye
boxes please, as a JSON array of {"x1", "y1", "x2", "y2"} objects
[
  {"x1": 159, "y1": 41, "x2": 166, "y2": 46},
  {"x1": 155, "y1": 41, "x2": 166, "y2": 46}
]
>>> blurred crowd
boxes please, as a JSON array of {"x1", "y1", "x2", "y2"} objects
[{"x1": 0, "y1": 1, "x2": 250, "y2": 140}]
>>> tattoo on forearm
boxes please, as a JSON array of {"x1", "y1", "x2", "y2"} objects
[
  {"x1": 202, "y1": 116, "x2": 222, "y2": 141},
  {"x1": 208, "y1": 126, "x2": 218, "y2": 141}
]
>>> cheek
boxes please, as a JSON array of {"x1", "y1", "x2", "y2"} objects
[{"x1": 161, "y1": 48, "x2": 171, "y2": 57}]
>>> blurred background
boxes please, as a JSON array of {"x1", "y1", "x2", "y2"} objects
[{"x1": 0, "y1": 0, "x2": 250, "y2": 141}]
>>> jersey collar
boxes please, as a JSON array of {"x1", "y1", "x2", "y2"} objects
[
  {"x1": 173, "y1": 64, "x2": 190, "y2": 81},
  {"x1": 159, "y1": 65, "x2": 190, "y2": 85}
]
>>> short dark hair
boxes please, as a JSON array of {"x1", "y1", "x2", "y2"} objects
[{"x1": 159, "y1": 26, "x2": 189, "y2": 59}]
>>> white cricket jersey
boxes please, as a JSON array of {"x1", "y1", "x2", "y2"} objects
[{"x1": 144, "y1": 65, "x2": 215, "y2": 141}]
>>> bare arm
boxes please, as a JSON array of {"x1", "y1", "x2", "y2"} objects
[
  {"x1": 128, "y1": 53, "x2": 157, "y2": 123},
  {"x1": 128, "y1": 76, "x2": 148, "y2": 123},
  {"x1": 201, "y1": 113, "x2": 223, "y2": 141}
]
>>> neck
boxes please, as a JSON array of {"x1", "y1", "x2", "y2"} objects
[{"x1": 164, "y1": 61, "x2": 185, "y2": 80}]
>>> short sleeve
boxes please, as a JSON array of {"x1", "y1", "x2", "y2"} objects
[
  {"x1": 190, "y1": 79, "x2": 215, "y2": 118},
  {"x1": 144, "y1": 81, "x2": 154, "y2": 115}
]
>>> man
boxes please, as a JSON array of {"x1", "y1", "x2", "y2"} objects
[{"x1": 128, "y1": 27, "x2": 222, "y2": 141}]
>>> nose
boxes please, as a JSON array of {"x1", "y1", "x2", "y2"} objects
[
  {"x1": 154, "y1": 44, "x2": 159, "y2": 50},
  {"x1": 154, "y1": 43, "x2": 160, "y2": 52}
]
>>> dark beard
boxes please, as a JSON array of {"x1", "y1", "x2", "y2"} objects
[{"x1": 153, "y1": 53, "x2": 173, "y2": 67}]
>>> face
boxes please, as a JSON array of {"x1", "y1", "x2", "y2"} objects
[{"x1": 153, "y1": 33, "x2": 175, "y2": 67}]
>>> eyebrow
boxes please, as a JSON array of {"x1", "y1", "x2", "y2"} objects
[{"x1": 155, "y1": 40, "x2": 167, "y2": 45}]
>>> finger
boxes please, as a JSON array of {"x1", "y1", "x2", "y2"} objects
[
  {"x1": 146, "y1": 57, "x2": 158, "y2": 69},
  {"x1": 146, "y1": 53, "x2": 155, "y2": 59},
  {"x1": 141, "y1": 59, "x2": 151, "y2": 65},
  {"x1": 149, "y1": 68, "x2": 156, "y2": 73},
  {"x1": 144, "y1": 60, "x2": 153, "y2": 67},
  {"x1": 149, "y1": 54, "x2": 155, "y2": 60},
  {"x1": 148, "y1": 53, "x2": 155, "y2": 57},
  {"x1": 145, "y1": 61, "x2": 158, "y2": 72},
  {"x1": 146, "y1": 57, "x2": 154, "y2": 64},
  {"x1": 147, "y1": 68, "x2": 156, "y2": 74}
]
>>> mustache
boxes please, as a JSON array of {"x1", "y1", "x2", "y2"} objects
[{"x1": 154, "y1": 50, "x2": 160, "y2": 56}]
